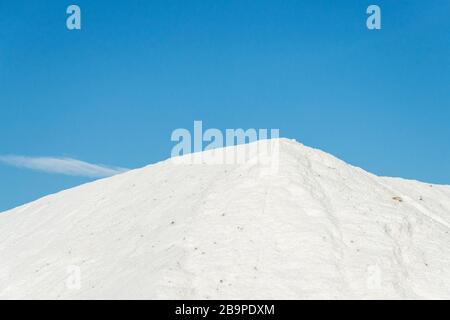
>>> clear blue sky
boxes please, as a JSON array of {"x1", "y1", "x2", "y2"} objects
[{"x1": 1, "y1": 0, "x2": 449, "y2": 211}]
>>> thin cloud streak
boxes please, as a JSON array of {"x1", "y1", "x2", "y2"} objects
[{"x1": 0, "y1": 155, "x2": 129, "y2": 178}]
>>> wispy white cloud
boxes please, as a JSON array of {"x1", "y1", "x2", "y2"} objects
[{"x1": 0, "y1": 155, "x2": 129, "y2": 178}]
